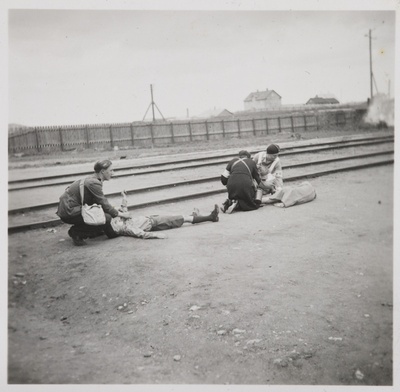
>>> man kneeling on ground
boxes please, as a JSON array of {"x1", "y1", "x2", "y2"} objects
[{"x1": 107, "y1": 191, "x2": 219, "y2": 239}]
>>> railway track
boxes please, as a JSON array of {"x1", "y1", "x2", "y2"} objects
[{"x1": 8, "y1": 134, "x2": 394, "y2": 233}]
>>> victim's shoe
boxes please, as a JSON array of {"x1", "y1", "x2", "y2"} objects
[{"x1": 210, "y1": 204, "x2": 219, "y2": 222}]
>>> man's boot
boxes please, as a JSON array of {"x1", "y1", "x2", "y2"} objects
[{"x1": 68, "y1": 227, "x2": 87, "y2": 246}]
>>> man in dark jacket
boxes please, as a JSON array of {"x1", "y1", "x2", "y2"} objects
[
  {"x1": 220, "y1": 150, "x2": 272, "y2": 213},
  {"x1": 56, "y1": 160, "x2": 130, "y2": 246}
]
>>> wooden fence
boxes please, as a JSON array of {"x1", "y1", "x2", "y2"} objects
[{"x1": 8, "y1": 109, "x2": 363, "y2": 154}]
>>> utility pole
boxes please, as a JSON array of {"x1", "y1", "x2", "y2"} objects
[
  {"x1": 368, "y1": 29, "x2": 373, "y2": 101},
  {"x1": 150, "y1": 84, "x2": 155, "y2": 122},
  {"x1": 142, "y1": 84, "x2": 165, "y2": 122}
]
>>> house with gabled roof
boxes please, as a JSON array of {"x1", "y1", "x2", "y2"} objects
[
  {"x1": 244, "y1": 88, "x2": 282, "y2": 111},
  {"x1": 215, "y1": 109, "x2": 234, "y2": 118},
  {"x1": 306, "y1": 95, "x2": 339, "y2": 105}
]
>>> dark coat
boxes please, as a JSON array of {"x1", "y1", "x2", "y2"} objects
[
  {"x1": 56, "y1": 174, "x2": 119, "y2": 221},
  {"x1": 221, "y1": 157, "x2": 261, "y2": 211}
]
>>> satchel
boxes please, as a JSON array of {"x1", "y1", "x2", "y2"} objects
[{"x1": 79, "y1": 179, "x2": 106, "y2": 225}]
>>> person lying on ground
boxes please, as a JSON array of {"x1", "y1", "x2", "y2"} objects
[
  {"x1": 56, "y1": 159, "x2": 131, "y2": 246},
  {"x1": 220, "y1": 150, "x2": 268, "y2": 214},
  {"x1": 107, "y1": 191, "x2": 219, "y2": 239},
  {"x1": 252, "y1": 143, "x2": 283, "y2": 201}
]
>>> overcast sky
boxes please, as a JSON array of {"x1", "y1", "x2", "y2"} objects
[{"x1": 8, "y1": 5, "x2": 396, "y2": 126}]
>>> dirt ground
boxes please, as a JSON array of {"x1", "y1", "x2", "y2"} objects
[{"x1": 7, "y1": 162, "x2": 394, "y2": 386}]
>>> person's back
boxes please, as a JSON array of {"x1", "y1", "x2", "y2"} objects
[{"x1": 220, "y1": 150, "x2": 261, "y2": 213}]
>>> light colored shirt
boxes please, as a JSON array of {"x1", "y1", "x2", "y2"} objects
[
  {"x1": 111, "y1": 215, "x2": 162, "y2": 239},
  {"x1": 253, "y1": 152, "x2": 283, "y2": 188}
]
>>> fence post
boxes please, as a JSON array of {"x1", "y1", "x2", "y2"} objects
[
  {"x1": 109, "y1": 125, "x2": 114, "y2": 148},
  {"x1": 252, "y1": 119, "x2": 256, "y2": 136},
  {"x1": 149, "y1": 123, "x2": 154, "y2": 146},
  {"x1": 58, "y1": 127, "x2": 64, "y2": 151},
  {"x1": 265, "y1": 118, "x2": 269, "y2": 134},
  {"x1": 221, "y1": 120, "x2": 225, "y2": 138},
  {"x1": 34, "y1": 127, "x2": 41, "y2": 152},
  {"x1": 304, "y1": 115, "x2": 307, "y2": 131},
  {"x1": 9, "y1": 135, "x2": 14, "y2": 154},
  {"x1": 237, "y1": 119, "x2": 241, "y2": 138},
  {"x1": 85, "y1": 125, "x2": 90, "y2": 149},
  {"x1": 316, "y1": 114, "x2": 319, "y2": 130},
  {"x1": 290, "y1": 116, "x2": 294, "y2": 133},
  {"x1": 170, "y1": 122, "x2": 175, "y2": 144},
  {"x1": 278, "y1": 117, "x2": 282, "y2": 133},
  {"x1": 205, "y1": 121, "x2": 209, "y2": 141},
  {"x1": 188, "y1": 122, "x2": 193, "y2": 142},
  {"x1": 130, "y1": 124, "x2": 135, "y2": 146}
]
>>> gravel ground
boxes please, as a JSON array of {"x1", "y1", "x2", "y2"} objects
[{"x1": 7, "y1": 162, "x2": 394, "y2": 386}]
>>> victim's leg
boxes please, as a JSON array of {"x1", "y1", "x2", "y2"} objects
[{"x1": 190, "y1": 204, "x2": 219, "y2": 224}]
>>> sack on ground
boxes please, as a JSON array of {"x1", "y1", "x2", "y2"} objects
[
  {"x1": 81, "y1": 203, "x2": 106, "y2": 225},
  {"x1": 269, "y1": 181, "x2": 316, "y2": 208}
]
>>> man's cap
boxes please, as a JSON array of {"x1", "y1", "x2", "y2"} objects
[
  {"x1": 238, "y1": 150, "x2": 251, "y2": 158},
  {"x1": 94, "y1": 159, "x2": 112, "y2": 173},
  {"x1": 266, "y1": 143, "x2": 280, "y2": 155}
]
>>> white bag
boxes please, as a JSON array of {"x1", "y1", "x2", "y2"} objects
[
  {"x1": 79, "y1": 179, "x2": 106, "y2": 225},
  {"x1": 81, "y1": 203, "x2": 106, "y2": 225}
]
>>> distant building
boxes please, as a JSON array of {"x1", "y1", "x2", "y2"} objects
[
  {"x1": 306, "y1": 95, "x2": 339, "y2": 105},
  {"x1": 244, "y1": 89, "x2": 282, "y2": 111},
  {"x1": 215, "y1": 109, "x2": 234, "y2": 118}
]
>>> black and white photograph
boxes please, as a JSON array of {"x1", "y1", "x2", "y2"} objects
[{"x1": 3, "y1": 0, "x2": 398, "y2": 389}]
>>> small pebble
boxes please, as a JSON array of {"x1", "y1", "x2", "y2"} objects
[
  {"x1": 355, "y1": 369, "x2": 364, "y2": 380},
  {"x1": 173, "y1": 355, "x2": 181, "y2": 361}
]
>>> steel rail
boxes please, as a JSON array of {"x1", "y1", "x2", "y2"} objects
[
  {"x1": 8, "y1": 136, "x2": 394, "y2": 191},
  {"x1": 8, "y1": 157, "x2": 393, "y2": 233},
  {"x1": 8, "y1": 149, "x2": 393, "y2": 215}
]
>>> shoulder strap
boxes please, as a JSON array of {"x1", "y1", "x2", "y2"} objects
[
  {"x1": 231, "y1": 158, "x2": 240, "y2": 168},
  {"x1": 79, "y1": 179, "x2": 85, "y2": 206},
  {"x1": 236, "y1": 158, "x2": 254, "y2": 180},
  {"x1": 268, "y1": 157, "x2": 279, "y2": 173}
]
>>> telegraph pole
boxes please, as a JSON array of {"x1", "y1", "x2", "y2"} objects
[
  {"x1": 150, "y1": 84, "x2": 155, "y2": 121},
  {"x1": 142, "y1": 84, "x2": 165, "y2": 122},
  {"x1": 368, "y1": 29, "x2": 373, "y2": 100}
]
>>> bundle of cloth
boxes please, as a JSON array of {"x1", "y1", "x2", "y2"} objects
[{"x1": 263, "y1": 181, "x2": 317, "y2": 208}]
